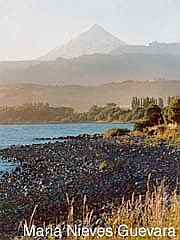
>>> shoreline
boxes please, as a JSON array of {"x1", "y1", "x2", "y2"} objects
[
  {"x1": 0, "y1": 133, "x2": 179, "y2": 236},
  {"x1": 0, "y1": 121, "x2": 133, "y2": 125}
]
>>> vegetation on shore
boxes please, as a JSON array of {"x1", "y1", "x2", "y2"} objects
[
  {"x1": 0, "y1": 96, "x2": 179, "y2": 125},
  {"x1": 134, "y1": 97, "x2": 180, "y2": 131},
  {"x1": 0, "y1": 102, "x2": 131, "y2": 123}
]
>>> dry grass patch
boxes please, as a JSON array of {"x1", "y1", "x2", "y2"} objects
[{"x1": 16, "y1": 183, "x2": 180, "y2": 240}]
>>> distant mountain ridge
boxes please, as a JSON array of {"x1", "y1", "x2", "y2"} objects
[
  {"x1": 111, "y1": 42, "x2": 180, "y2": 56},
  {"x1": 0, "y1": 24, "x2": 180, "y2": 86},
  {"x1": 1, "y1": 53, "x2": 180, "y2": 86},
  {"x1": 40, "y1": 24, "x2": 126, "y2": 60},
  {"x1": 39, "y1": 24, "x2": 180, "y2": 60}
]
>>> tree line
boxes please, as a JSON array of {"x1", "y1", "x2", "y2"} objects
[
  {"x1": 132, "y1": 96, "x2": 180, "y2": 130},
  {"x1": 0, "y1": 102, "x2": 130, "y2": 123},
  {"x1": 0, "y1": 97, "x2": 179, "y2": 125}
]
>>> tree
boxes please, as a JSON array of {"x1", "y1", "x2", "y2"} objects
[
  {"x1": 131, "y1": 97, "x2": 140, "y2": 109},
  {"x1": 165, "y1": 98, "x2": 180, "y2": 124},
  {"x1": 158, "y1": 97, "x2": 164, "y2": 109},
  {"x1": 145, "y1": 104, "x2": 164, "y2": 126}
]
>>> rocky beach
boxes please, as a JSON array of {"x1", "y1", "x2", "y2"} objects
[{"x1": 0, "y1": 133, "x2": 179, "y2": 237}]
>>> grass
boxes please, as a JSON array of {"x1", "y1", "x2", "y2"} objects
[{"x1": 17, "y1": 182, "x2": 180, "y2": 240}]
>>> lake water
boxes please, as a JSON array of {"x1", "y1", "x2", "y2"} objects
[
  {"x1": 0, "y1": 123, "x2": 134, "y2": 173},
  {"x1": 0, "y1": 123, "x2": 133, "y2": 149}
]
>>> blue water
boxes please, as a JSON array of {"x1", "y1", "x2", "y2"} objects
[
  {"x1": 0, "y1": 159, "x2": 16, "y2": 176},
  {"x1": 0, "y1": 123, "x2": 133, "y2": 173},
  {"x1": 0, "y1": 123, "x2": 133, "y2": 149}
]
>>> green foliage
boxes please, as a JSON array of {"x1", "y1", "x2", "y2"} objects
[
  {"x1": 130, "y1": 97, "x2": 164, "y2": 126},
  {"x1": 163, "y1": 106, "x2": 171, "y2": 124},
  {"x1": 85, "y1": 103, "x2": 131, "y2": 122},
  {"x1": 0, "y1": 102, "x2": 132, "y2": 123},
  {"x1": 164, "y1": 97, "x2": 180, "y2": 124},
  {"x1": 0, "y1": 96, "x2": 178, "y2": 125},
  {"x1": 130, "y1": 107, "x2": 145, "y2": 120},
  {"x1": 0, "y1": 103, "x2": 75, "y2": 123},
  {"x1": 133, "y1": 104, "x2": 163, "y2": 131}
]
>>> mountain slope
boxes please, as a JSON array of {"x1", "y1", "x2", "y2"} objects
[{"x1": 40, "y1": 24, "x2": 126, "y2": 60}]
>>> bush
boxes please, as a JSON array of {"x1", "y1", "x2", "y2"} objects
[
  {"x1": 104, "y1": 128, "x2": 130, "y2": 138},
  {"x1": 134, "y1": 120, "x2": 151, "y2": 131}
]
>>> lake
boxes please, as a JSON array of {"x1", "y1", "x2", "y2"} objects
[
  {"x1": 0, "y1": 123, "x2": 134, "y2": 173},
  {"x1": 0, "y1": 123, "x2": 134, "y2": 149}
]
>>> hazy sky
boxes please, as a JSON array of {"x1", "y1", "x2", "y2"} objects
[{"x1": 0, "y1": 0, "x2": 179, "y2": 60}]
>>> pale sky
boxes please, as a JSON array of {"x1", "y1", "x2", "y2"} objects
[{"x1": 0, "y1": 0, "x2": 179, "y2": 61}]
